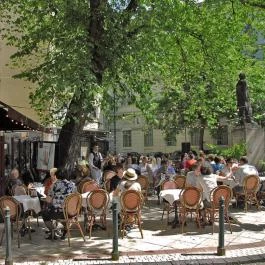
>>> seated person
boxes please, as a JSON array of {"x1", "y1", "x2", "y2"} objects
[
  {"x1": 196, "y1": 162, "x2": 229, "y2": 224},
  {"x1": 211, "y1": 156, "x2": 224, "y2": 174},
  {"x1": 154, "y1": 159, "x2": 176, "y2": 200},
  {"x1": 110, "y1": 163, "x2": 124, "y2": 193},
  {"x1": 118, "y1": 168, "x2": 141, "y2": 193},
  {"x1": 186, "y1": 162, "x2": 201, "y2": 187},
  {"x1": 116, "y1": 168, "x2": 141, "y2": 231},
  {"x1": 233, "y1": 156, "x2": 259, "y2": 194},
  {"x1": 219, "y1": 157, "x2": 238, "y2": 188},
  {"x1": 73, "y1": 164, "x2": 91, "y2": 186},
  {"x1": 139, "y1": 156, "x2": 153, "y2": 185},
  {"x1": 44, "y1": 168, "x2": 57, "y2": 196},
  {"x1": 6, "y1": 168, "x2": 30, "y2": 195},
  {"x1": 42, "y1": 168, "x2": 75, "y2": 240}
]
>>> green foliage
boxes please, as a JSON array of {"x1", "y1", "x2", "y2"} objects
[
  {"x1": 207, "y1": 142, "x2": 247, "y2": 160},
  {"x1": 1, "y1": 0, "x2": 265, "y2": 132}
]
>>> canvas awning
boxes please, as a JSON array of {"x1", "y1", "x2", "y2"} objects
[{"x1": 0, "y1": 101, "x2": 46, "y2": 131}]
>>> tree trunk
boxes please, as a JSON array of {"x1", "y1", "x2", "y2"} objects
[
  {"x1": 57, "y1": 97, "x2": 87, "y2": 172},
  {"x1": 199, "y1": 127, "x2": 204, "y2": 151},
  {"x1": 198, "y1": 117, "x2": 207, "y2": 151},
  {"x1": 56, "y1": 0, "x2": 105, "y2": 172}
]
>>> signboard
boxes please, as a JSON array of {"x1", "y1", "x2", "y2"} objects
[{"x1": 37, "y1": 141, "x2": 56, "y2": 171}]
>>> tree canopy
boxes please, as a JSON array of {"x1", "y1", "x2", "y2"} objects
[{"x1": 1, "y1": 0, "x2": 265, "y2": 164}]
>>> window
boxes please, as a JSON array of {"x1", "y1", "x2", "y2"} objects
[
  {"x1": 190, "y1": 129, "x2": 200, "y2": 146},
  {"x1": 123, "y1": 130, "x2": 132, "y2": 147},
  {"x1": 165, "y1": 133, "x2": 176, "y2": 146},
  {"x1": 144, "y1": 129, "x2": 153, "y2": 147},
  {"x1": 215, "y1": 126, "x2": 228, "y2": 145}
]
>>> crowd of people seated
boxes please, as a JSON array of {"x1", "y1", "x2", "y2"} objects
[{"x1": 4, "y1": 144, "x2": 264, "y2": 240}]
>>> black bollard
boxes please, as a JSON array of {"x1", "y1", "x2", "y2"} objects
[
  {"x1": 217, "y1": 196, "x2": 225, "y2": 256},
  {"x1": 5, "y1": 206, "x2": 13, "y2": 265},
  {"x1": 112, "y1": 201, "x2": 119, "y2": 260}
]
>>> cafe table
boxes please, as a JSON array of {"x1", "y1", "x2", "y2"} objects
[
  {"x1": 159, "y1": 189, "x2": 182, "y2": 227},
  {"x1": 13, "y1": 195, "x2": 41, "y2": 214}
]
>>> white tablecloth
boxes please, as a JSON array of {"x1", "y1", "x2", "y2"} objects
[
  {"x1": 13, "y1": 195, "x2": 41, "y2": 214},
  {"x1": 260, "y1": 177, "x2": 265, "y2": 182},
  {"x1": 81, "y1": 192, "x2": 91, "y2": 207},
  {"x1": 159, "y1": 189, "x2": 182, "y2": 205}
]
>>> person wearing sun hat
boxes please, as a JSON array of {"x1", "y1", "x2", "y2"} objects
[{"x1": 118, "y1": 168, "x2": 141, "y2": 193}]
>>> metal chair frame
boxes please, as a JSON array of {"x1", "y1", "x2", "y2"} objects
[
  {"x1": 86, "y1": 189, "x2": 110, "y2": 238},
  {"x1": 52, "y1": 193, "x2": 85, "y2": 246},
  {"x1": 235, "y1": 175, "x2": 260, "y2": 212},
  {"x1": 120, "y1": 190, "x2": 143, "y2": 239},
  {"x1": 179, "y1": 187, "x2": 202, "y2": 233},
  {"x1": 205, "y1": 185, "x2": 233, "y2": 234},
  {"x1": 0, "y1": 196, "x2": 31, "y2": 248}
]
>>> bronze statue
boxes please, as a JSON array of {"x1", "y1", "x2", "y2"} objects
[{"x1": 236, "y1": 73, "x2": 252, "y2": 124}]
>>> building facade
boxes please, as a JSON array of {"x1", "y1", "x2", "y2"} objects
[{"x1": 107, "y1": 104, "x2": 231, "y2": 155}]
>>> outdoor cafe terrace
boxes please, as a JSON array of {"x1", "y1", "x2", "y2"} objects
[{"x1": 1, "y1": 191, "x2": 265, "y2": 264}]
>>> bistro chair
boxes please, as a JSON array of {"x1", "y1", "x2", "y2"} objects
[
  {"x1": 174, "y1": 175, "x2": 186, "y2": 189},
  {"x1": 85, "y1": 189, "x2": 109, "y2": 238},
  {"x1": 103, "y1": 170, "x2": 116, "y2": 182},
  {"x1": 257, "y1": 180, "x2": 265, "y2": 205},
  {"x1": 161, "y1": 179, "x2": 178, "y2": 190},
  {"x1": 136, "y1": 175, "x2": 149, "y2": 205},
  {"x1": 234, "y1": 175, "x2": 260, "y2": 212},
  {"x1": 179, "y1": 187, "x2": 202, "y2": 233},
  {"x1": 104, "y1": 178, "x2": 112, "y2": 193},
  {"x1": 161, "y1": 180, "x2": 178, "y2": 223},
  {"x1": 79, "y1": 180, "x2": 99, "y2": 194},
  {"x1": 52, "y1": 193, "x2": 85, "y2": 247},
  {"x1": 120, "y1": 190, "x2": 143, "y2": 239},
  {"x1": 0, "y1": 196, "x2": 31, "y2": 248},
  {"x1": 205, "y1": 185, "x2": 233, "y2": 234}
]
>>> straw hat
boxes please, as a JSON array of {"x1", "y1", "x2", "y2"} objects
[{"x1": 123, "y1": 168, "x2": 138, "y2": 181}]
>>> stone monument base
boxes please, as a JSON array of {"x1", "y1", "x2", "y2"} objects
[{"x1": 232, "y1": 123, "x2": 265, "y2": 167}]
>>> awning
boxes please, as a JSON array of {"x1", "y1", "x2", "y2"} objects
[{"x1": 0, "y1": 101, "x2": 46, "y2": 131}]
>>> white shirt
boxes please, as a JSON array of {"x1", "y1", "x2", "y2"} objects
[
  {"x1": 186, "y1": 171, "x2": 199, "y2": 187},
  {"x1": 234, "y1": 164, "x2": 259, "y2": 186},
  {"x1": 88, "y1": 152, "x2": 103, "y2": 169},
  {"x1": 118, "y1": 180, "x2": 141, "y2": 193},
  {"x1": 197, "y1": 174, "x2": 218, "y2": 202}
]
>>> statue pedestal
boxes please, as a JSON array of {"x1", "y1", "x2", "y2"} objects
[{"x1": 231, "y1": 124, "x2": 265, "y2": 166}]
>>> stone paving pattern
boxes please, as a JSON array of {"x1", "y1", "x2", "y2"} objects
[{"x1": 1, "y1": 196, "x2": 265, "y2": 264}]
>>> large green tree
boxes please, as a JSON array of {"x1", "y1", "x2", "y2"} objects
[{"x1": 1, "y1": 0, "x2": 265, "y2": 165}]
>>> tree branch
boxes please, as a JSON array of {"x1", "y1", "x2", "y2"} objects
[
  {"x1": 126, "y1": 0, "x2": 138, "y2": 12},
  {"x1": 240, "y1": 0, "x2": 265, "y2": 9}
]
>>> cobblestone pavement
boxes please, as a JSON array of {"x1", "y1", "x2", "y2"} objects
[{"x1": 1, "y1": 196, "x2": 265, "y2": 265}]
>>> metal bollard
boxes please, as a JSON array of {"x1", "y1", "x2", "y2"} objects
[
  {"x1": 217, "y1": 196, "x2": 226, "y2": 256},
  {"x1": 5, "y1": 206, "x2": 13, "y2": 265},
  {"x1": 111, "y1": 202, "x2": 119, "y2": 260}
]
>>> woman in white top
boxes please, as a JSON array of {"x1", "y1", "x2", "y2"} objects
[{"x1": 186, "y1": 162, "x2": 201, "y2": 187}]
